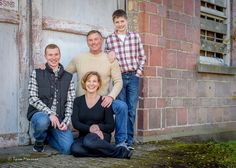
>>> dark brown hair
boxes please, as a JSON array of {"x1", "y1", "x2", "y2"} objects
[
  {"x1": 112, "y1": 9, "x2": 127, "y2": 22},
  {"x1": 81, "y1": 71, "x2": 102, "y2": 91}
]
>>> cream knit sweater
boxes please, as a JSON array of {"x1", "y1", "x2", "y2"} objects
[{"x1": 66, "y1": 52, "x2": 122, "y2": 99}]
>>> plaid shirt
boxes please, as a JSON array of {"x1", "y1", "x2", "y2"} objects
[
  {"x1": 105, "y1": 32, "x2": 146, "y2": 73},
  {"x1": 28, "y1": 69, "x2": 76, "y2": 125}
]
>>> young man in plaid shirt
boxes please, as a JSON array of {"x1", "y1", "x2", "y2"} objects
[
  {"x1": 27, "y1": 44, "x2": 76, "y2": 154},
  {"x1": 105, "y1": 9, "x2": 146, "y2": 150}
]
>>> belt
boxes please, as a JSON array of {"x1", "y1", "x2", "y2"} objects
[{"x1": 122, "y1": 71, "x2": 136, "y2": 74}]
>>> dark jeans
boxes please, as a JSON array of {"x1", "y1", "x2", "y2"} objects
[{"x1": 70, "y1": 133, "x2": 130, "y2": 158}]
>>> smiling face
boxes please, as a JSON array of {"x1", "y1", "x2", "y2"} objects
[
  {"x1": 113, "y1": 16, "x2": 128, "y2": 34},
  {"x1": 45, "y1": 47, "x2": 61, "y2": 71},
  {"x1": 85, "y1": 75, "x2": 100, "y2": 94},
  {"x1": 87, "y1": 32, "x2": 103, "y2": 55}
]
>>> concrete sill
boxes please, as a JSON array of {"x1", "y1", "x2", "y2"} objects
[{"x1": 197, "y1": 63, "x2": 236, "y2": 75}]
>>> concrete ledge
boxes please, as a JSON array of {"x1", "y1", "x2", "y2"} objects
[
  {"x1": 197, "y1": 63, "x2": 236, "y2": 75},
  {"x1": 136, "y1": 122, "x2": 236, "y2": 143}
]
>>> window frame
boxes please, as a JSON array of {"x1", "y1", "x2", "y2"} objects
[{"x1": 199, "y1": 0, "x2": 231, "y2": 66}]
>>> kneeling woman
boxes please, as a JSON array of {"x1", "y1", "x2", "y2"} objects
[{"x1": 71, "y1": 71, "x2": 132, "y2": 159}]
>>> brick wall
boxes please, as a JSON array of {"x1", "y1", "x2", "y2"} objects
[{"x1": 128, "y1": 0, "x2": 236, "y2": 142}]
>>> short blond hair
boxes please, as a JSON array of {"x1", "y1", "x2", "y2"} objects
[{"x1": 81, "y1": 71, "x2": 102, "y2": 91}]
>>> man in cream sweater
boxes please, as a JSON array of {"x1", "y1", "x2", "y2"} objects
[{"x1": 66, "y1": 30, "x2": 128, "y2": 148}]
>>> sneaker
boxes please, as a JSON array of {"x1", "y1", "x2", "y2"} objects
[
  {"x1": 116, "y1": 141, "x2": 129, "y2": 150},
  {"x1": 126, "y1": 150, "x2": 133, "y2": 159},
  {"x1": 33, "y1": 141, "x2": 44, "y2": 152},
  {"x1": 127, "y1": 144, "x2": 135, "y2": 150}
]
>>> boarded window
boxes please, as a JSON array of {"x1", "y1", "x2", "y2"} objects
[{"x1": 200, "y1": 0, "x2": 230, "y2": 65}]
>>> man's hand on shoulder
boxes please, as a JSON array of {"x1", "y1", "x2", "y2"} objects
[
  {"x1": 39, "y1": 64, "x2": 46, "y2": 70},
  {"x1": 101, "y1": 96, "x2": 113, "y2": 108},
  {"x1": 107, "y1": 51, "x2": 116, "y2": 63}
]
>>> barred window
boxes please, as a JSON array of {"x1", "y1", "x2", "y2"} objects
[{"x1": 200, "y1": 0, "x2": 230, "y2": 66}]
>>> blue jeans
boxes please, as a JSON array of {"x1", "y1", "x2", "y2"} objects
[
  {"x1": 117, "y1": 72, "x2": 140, "y2": 145},
  {"x1": 112, "y1": 100, "x2": 128, "y2": 144},
  {"x1": 31, "y1": 112, "x2": 73, "y2": 154},
  {"x1": 71, "y1": 133, "x2": 130, "y2": 158}
]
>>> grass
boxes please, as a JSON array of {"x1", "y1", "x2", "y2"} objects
[
  {"x1": 112, "y1": 140, "x2": 236, "y2": 168},
  {"x1": 155, "y1": 140, "x2": 236, "y2": 168}
]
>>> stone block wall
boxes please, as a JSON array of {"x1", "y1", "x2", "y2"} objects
[{"x1": 127, "y1": 0, "x2": 236, "y2": 142}]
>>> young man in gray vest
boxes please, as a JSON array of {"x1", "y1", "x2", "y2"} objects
[{"x1": 27, "y1": 44, "x2": 76, "y2": 154}]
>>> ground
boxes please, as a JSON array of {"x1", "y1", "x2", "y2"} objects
[{"x1": 1, "y1": 140, "x2": 236, "y2": 168}]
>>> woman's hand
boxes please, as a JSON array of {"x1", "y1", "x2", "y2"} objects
[
  {"x1": 95, "y1": 130, "x2": 104, "y2": 140},
  {"x1": 89, "y1": 124, "x2": 100, "y2": 133}
]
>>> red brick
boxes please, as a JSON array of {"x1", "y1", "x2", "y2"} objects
[
  {"x1": 187, "y1": 80, "x2": 197, "y2": 97},
  {"x1": 171, "y1": 70, "x2": 182, "y2": 78},
  {"x1": 192, "y1": 43, "x2": 201, "y2": 56},
  {"x1": 143, "y1": 67, "x2": 157, "y2": 77},
  {"x1": 137, "y1": 109, "x2": 148, "y2": 129},
  {"x1": 162, "y1": 50, "x2": 177, "y2": 68},
  {"x1": 142, "y1": 34, "x2": 158, "y2": 45},
  {"x1": 215, "y1": 82, "x2": 231, "y2": 97},
  {"x1": 138, "y1": 12, "x2": 149, "y2": 33},
  {"x1": 149, "y1": 109, "x2": 161, "y2": 129},
  {"x1": 186, "y1": 56, "x2": 197, "y2": 70},
  {"x1": 166, "y1": 108, "x2": 176, "y2": 127},
  {"x1": 178, "y1": 80, "x2": 188, "y2": 97},
  {"x1": 157, "y1": 98, "x2": 167, "y2": 108},
  {"x1": 149, "y1": 78, "x2": 161, "y2": 97},
  {"x1": 177, "y1": 108, "x2": 187, "y2": 125},
  {"x1": 163, "y1": 19, "x2": 176, "y2": 39},
  {"x1": 176, "y1": 22, "x2": 186, "y2": 41},
  {"x1": 139, "y1": 98, "x2": 156, "y2": 108},
  {"x1": 172, "y1": 0, "x2": 184, "y2": 12},
  {"x1": 179, "y1": 14, "x2": 192, "y2": 25},
  {"x1": 150, "y1": 15, "x2": 161, "y2": 35},
  {"x1": 167, "y1": 11, "x2": 180, "y2": 21},
  {"x1": 188, "y1": 108, "x2": 198, "y2": 124},
  {"x1": 158, "y1": 37, "x2": 166, "y2": 47},
  {"x1": 182, "y1": 71, "x2": 194, "y2": 79},
  {"x1": 150, "y1": 46, "x2": 162, "y2": 66},
  {"x1": 192, "y1": 27, "x2": 200, "y2": 43},
  {"x1": 158, "y1": 4, "x2": 167, "y2": 17},
  {"x1": 185, "y1": 25, "x2": 193, "y2": 42},
  {"x1": 143, "y1": 45, "x2": 149, "y2": 65},
  {"x1": 170, "y1": 40, "x2": 181, "y2": 50},
  {"x1": 177, "y1": 51, "x2": 187, "y2": 69},
  {"x1": 139, "y1": 78, "x2": 148, "y2": 97},
  {"x1": 198, "y1": 108, "x2": 208, "y2": 124},
  {"x1": 223, "y1": 107, "x2": 236, "y2": 121},
  {"x1": 156, "y1": 67, "x2": 166, "y2": 77},
  {"x1": 184, "y1": 0, "x2": 193, "y2": 15},
  {"x1": 207, "y1": 108, "x2": 223, "y2": 123},
  {"x1": 164, "y1": 0, "x2": 172, "y2": 9},
  {"x1": 181, "y1": 41, "x2": 192, "y2": 52},
  {"x1": 195, "y1": 0, "x2": 200, "y2": 17},
  {"x1": 140, "y1": 2, "x2": 157, "y2": 13},
  {"x1": 162, "y1": 79, "x2": 178, "y2": 97}
]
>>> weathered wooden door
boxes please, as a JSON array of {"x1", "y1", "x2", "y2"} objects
[
  {"x1": 0, "y1": 0, "x2": 125, "y2": 147},
  {"x1": 32, "y1": 0, "x2": 126, "y2": 67},
  {"x1": 0, "y1": 0, "x2": 30, "y2": 147}
]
